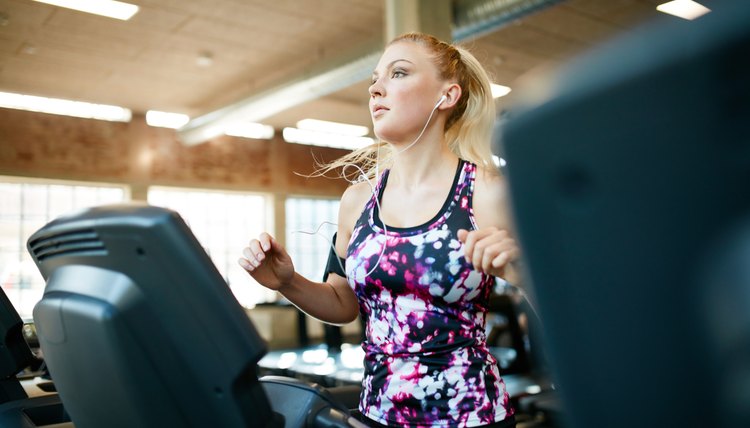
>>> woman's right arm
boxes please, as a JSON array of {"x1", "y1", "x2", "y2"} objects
[
  {"x1": 238, "y1": 231, "x2": 358, "y2": 325},
  {"x1": 238, "y1": 182, "x2": 371, "y2": 325}
]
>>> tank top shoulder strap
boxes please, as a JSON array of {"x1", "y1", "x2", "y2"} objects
[
  {"x1": 361, "y1": 168, "x2": 390, "y2": 226},
  {"x1": 373, "y1": 168, "x2": 390, "y2": 203},
  {"x1": 448, "y1": 159, "x2": 480, "y2": 230}
]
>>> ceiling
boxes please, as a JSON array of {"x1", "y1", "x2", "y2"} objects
[{"x1": 0, "y1": 0, "x2": 677, "y2": 140}]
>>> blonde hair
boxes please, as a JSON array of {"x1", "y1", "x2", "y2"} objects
[{"x1": 317, "y1": 32, "x2": 497, "y2": 182}]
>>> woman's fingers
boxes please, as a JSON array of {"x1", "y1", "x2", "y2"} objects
[
  {"x1": 458, "y1": 227, "x2": 497, "y2": 265},
  {"x1": 491, "y1": 246, "x2": 520, "y2": 268},
  {"x1": 474, "y1": 231, "x2": 508, "y2": 270},
  {"x1": 237, "y1": 233, "x2": 294, "y2": 292},
  {"x1": 239, "y1": 238, "x2": 268, "y2": 271},
  {"x1": 238, "y1": 257, "x2": 252, "y2": 270},
  {"x1": 458, "y1": 227, "x2": 518, "y2": 275},
  {"x1": 258, "y1": 232, "x2": 272, "y2": 252}
]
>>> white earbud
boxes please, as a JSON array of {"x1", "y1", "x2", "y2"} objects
[{"x1": 434, "y1": 94, "x2": 447, "y2": 109}]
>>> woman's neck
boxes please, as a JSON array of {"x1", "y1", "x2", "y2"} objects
[{"x1": 388, "y1": 142, "x2": 458, "y2": 190}]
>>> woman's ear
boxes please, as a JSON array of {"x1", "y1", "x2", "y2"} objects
[{"x1": 439, "y1": 83, "x2": 462, "y2": 109}]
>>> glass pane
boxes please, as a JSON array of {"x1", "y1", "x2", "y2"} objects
[
  {"x1": 285, "y1": 197, "x2": 340, "y2": 284},
  {"x1": 48, "y1": 185, "x2": 74, "y2": 218},
  {"x1": 22, "y1": 184, "x2": 48, "y2": 223},
  {"x1": 148, "y1": 187, "x2": 272, "y2": 308},
  {"x1": 0, "y1": 184, "x2": 21, "y2": 219},
  {"x1": 0, "y1": 177, "x2": 128, "y2": 319}
]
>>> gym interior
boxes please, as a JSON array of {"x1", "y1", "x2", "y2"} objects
[{"x1": 0, "y1": 1, "x2": 747, "y2": 427}]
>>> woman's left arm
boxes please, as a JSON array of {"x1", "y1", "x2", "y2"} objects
[{"x1": 458, "y1": 170, "x2": 524, "y2": 286}]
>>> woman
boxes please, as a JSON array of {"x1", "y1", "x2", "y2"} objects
[{"x1": 239, "y1": 32, "x2": 521, "y2": 428}]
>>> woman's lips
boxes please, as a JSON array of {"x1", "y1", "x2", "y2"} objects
[{"x1": 371, "y1": 104, "x2": 388, "y2": 118}]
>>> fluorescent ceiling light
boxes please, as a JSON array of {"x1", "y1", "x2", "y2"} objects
[
  {"x1": 283, "y1": 127, "x2": 374, "y2": 150},
  {"x1": 491, "y1": 83, "x2": 512, "y2": 98},
  {"x1": 146, "y1": 110, "x2": 189, "y2": 129},
  {"x1": 0, "y1": 91, "x2": 131, "y2": 122},
  {"x1": 656, "y1": 0, "x2": 711, "y2": 20},
  {"x1": 33, "y1": 0, "x2": 139, "y2": 21},
  {"x1": 296, "y1": 119, "x2": 369, "y2": 137},
  {"x1": 148, "y1": 112, "x2": 274, "y2": 139},
  {"x1": 225, "y1": 122, "x2": 275, "y2": 140}
]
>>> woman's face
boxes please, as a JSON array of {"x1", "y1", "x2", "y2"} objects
[{"x1": 369, "y1": 41, "x2": 446, "y2": 144}]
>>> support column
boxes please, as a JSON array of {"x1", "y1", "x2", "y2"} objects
[
  {"x1": 271, "y1": 192, "x2": 286, "y2": 247},
  {"x1": 385, "y1": 0, "x2": 452, "y2": 42},
  {"x1": 129, "y1": 183, "x2": 149, "y2": 202}
]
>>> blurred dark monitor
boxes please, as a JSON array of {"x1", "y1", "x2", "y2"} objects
[
  {"x1": 27, "y1": 203, "x2": 281, "y2": 428},
  {"x1": 0, "y1": 289, "x2": 71, "y2": 428},
  {"x1": 0, "y1": 288, "x2": 33, "y2": 385},
  {"x1": 497, "y1": 1, "x2": 750, "y2": 427}
]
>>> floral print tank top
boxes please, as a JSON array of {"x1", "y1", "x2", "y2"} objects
[{"x1": 345, "y1": 159, "x2": 512, "y2": 427}]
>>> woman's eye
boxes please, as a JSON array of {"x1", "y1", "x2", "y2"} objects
[{"x1": 391, "y1": 70, "x2": 406, "y2": 78}]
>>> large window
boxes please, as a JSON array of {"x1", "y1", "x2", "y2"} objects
[
  {"x1": 285, "y1": 197, "x2": 340, "y2": 283},
  {"x1": 0, "y1": 177, "x2": 127, "y2": 318},
  {"x1": 0, "y1": 179, "x2": 342, "y2": 318},
  {"x1": 147, "y1": 186, "x2": 274, "y2": 308}
]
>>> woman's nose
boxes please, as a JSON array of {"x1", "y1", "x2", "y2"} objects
[{"x1": 369, "y1": 79, "x2": 383, "y2": 98}]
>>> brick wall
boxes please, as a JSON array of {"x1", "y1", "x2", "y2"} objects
[{"x1": 0, "y1": 108, "x2": 349, "y2": 197}]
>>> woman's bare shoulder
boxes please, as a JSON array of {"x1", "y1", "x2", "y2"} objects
[
  {"x1": 341, "y1": 180, "x2": 373, "y2": 209},
  {"x1": 338, "y1": 180, "x2": 374, "y2": 230}
]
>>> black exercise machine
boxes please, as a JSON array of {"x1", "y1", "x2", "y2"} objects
[
  {"x1": 25, "y1": 203, "x2": 365, "y2": 428},
  {"x1": 0, "y1": 285, "x2": 71, "y2": 427}
]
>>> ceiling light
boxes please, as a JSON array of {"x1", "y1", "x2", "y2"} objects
[
  {"x1": 21, "y1": 44, "x2": 38, "y2": 55},
  {"x1": 296, "y1": 119, "x2": 369, "y2": 137},
  {"x1": 146, "y1": 110, "x2": 189, "y2": 129},
  {"x1": 148, "y1": 113, "x2": 274, "y2": 139},
  {"x1": 282, "y1": 127, "x2": 374, "y2": 151},
  {"x1": 225, "y1": 122, "x2": 275, "y2": 140},
  {"x1": 33, "y1": 0, "x2": 139, "y2": 20},
  {"x1": 656, "y1": 0, "x2": 711, "y2": 20},
  {"x1": 491, "y1": 83, "x2": 512, "y2": 98},
  {"x1": 196, "y1": 52, "x2": 214, "y2": 68},
  {"x1": 0, "y1": 91, "x2": 131, "y2": 122}
]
